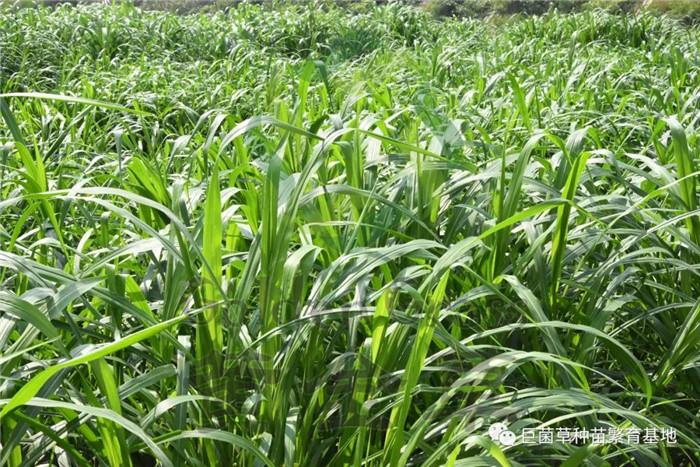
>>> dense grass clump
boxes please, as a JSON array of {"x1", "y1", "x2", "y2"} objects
[{"x1": 0, "y1": 2, "x2": 699, "y2": 466}]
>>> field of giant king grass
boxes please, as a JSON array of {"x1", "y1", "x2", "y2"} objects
[{"x1": 0, "y1": 1, "x2": 699, "y2": 465}]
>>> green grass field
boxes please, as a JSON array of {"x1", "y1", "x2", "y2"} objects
[{"x1": 0, "y1": 1, "x2": 699, "y2": 465}]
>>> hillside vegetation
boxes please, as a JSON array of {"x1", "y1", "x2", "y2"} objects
[
  {"x1": 7, "y1": 0, "x2": 700, "y2": 22},
  {"x1": 0, "y1": 2, "x2": 699, "y2": 466}
]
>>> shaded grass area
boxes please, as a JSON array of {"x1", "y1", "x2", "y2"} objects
[
  {"x1": 0, "y1": 2, "x2": 699, "y2": 466},
  {"x1": 6, "y1": 0, "x2": 700, "y2": 23}
]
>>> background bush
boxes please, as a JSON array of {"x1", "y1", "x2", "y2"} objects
[{"x1": 5, "y1": 0, "x2": 700, "y2": 22}]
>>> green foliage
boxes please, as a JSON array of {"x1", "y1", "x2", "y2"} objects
[
  {"x1": 423, "y1": 0, "x2": 700, "y2": 23},
  {"x1": 422, "y1": 0, "x2": 595, "y2": 18},
  {"x1": 0, "y1": 2, "x2": 699, "y2": 466},
  {"x1": 647, "y1": 0, "x2": 700, "y2": 24}
]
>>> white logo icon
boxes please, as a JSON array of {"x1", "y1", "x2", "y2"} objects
[{"x1": 489, "y1": 422, "x2": 517, "y2": 446}]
